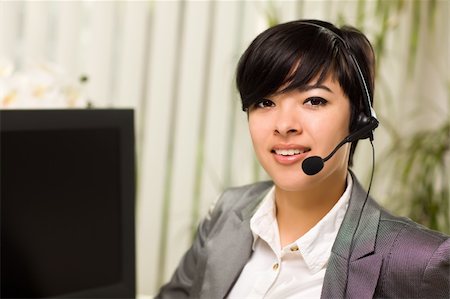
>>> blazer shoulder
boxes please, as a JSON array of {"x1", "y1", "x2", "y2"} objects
[
  {"x1": 376, "y1": 209, "x2": 449, "y2": 261},
  {"x1": 378, "y1": 209, "x2": 449, "y2": 245},
  {"x1": 375, "y1": 211, "x2": 449, "y2": 298}
]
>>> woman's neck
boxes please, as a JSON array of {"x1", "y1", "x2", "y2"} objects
[{"x1": 275, "y1": 172, "x2": 348, "y2": 247}]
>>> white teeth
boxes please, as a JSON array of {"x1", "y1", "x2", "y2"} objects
[{"x1": 275, "y1": 149, "x2": 306, "y2": 156}]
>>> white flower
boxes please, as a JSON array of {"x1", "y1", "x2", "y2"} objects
[{"x1": 0, "y1": 60, "x2": 89, "y2": 109}]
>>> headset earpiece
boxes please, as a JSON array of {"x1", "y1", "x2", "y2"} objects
[
  {"x1": 356, "y1": 113, "x2": 370, "y2": 128},
  {"x1": 350, "y1": 113, "x2": 378, "y2": 142}
]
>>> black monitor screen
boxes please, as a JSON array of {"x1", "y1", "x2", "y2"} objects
[{"x1": 1, "y1": 110, "x2": 135, "y2": 298}]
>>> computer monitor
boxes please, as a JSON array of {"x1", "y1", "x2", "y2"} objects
[{"x1": 1, "y1": 109, "x2": 136, "y2": 298}]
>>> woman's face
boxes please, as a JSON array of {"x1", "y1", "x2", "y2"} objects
[{"x1": 248, "y1": 75, "x2": 351, "y2": 192}]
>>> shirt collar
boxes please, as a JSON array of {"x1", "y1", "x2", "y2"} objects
[
  {"x1": 250, "y1": 173, "x2": 353, "y2": 273},
  {"x1": 250, "y1": 186, "x2": 279, "y2": 251}
]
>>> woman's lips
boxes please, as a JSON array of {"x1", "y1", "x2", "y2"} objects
[{"x1": 271, "y1": 147, "x2": 311, "y2": 165}]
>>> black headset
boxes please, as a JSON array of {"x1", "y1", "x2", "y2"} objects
[{"x1": 298, "y1": 20, "x2": 379, "y2": 176}]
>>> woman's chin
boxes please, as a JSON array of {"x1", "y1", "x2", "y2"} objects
[{"x1": 271, "y1": 173, "x2": 318, "y2": 193}]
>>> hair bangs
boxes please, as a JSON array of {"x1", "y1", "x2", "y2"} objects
[
  {"x1": 237, "y1": 23, "x2": 351, "y2": 111},
  {"x1": 281, "y1": 51, "x2": 338, "y2": 95},
  {"x1": 237, "y1": 27, "x2": 306, "y2": 111}
]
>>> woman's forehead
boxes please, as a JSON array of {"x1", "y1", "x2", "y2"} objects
[{"x1": 277, "y1": 62, "x2": 342, "y2": 94}]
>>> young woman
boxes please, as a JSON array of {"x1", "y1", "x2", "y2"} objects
[{"x1": 157, "y1": 19, "x2": 449, "y2": 299}]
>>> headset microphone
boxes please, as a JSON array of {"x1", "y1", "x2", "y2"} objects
[{"x1": 301, "y1": 117, "x2": 378, "y2": 176}]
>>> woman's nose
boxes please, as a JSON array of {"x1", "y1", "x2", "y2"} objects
[{"x1": 274, "y1": 108, "x2": 302, "y2": 136}]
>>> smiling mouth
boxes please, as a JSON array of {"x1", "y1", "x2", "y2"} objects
[{"x1": 272, "y1": 148, "x2": 311, "y2": 156}]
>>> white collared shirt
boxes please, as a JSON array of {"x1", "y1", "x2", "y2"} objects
[{"x1": 228, "y1": 174, "x2": 352, "y2": 299}]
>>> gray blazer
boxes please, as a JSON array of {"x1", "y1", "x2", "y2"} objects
[{"x1": 157, "y1": 174, "x2": 450, "y2": 298}]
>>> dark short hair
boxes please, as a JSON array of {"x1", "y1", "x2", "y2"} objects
[{"x1": 236, "y1": 19, "x2": 375, "y2": 166}]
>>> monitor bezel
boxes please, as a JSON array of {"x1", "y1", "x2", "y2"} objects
[{"x1": 0, "y1": 109, "x2": 136, "y2": 298}]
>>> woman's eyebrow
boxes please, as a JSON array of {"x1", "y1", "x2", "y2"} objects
[{"x1": 300, "y1": 84, "x2": 333, "y2": 93}]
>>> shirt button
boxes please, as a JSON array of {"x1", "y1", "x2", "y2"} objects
[
  {"x1": 272, "y1": 263, "x2": 279, "y2": 271},
  {"x1": 290, "y1": 244, "x2": 299, "y2": 252}
]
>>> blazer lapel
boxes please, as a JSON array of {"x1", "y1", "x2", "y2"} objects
[
  {"x1": 321, "y1": 172, "x2": 382, "y2": 299},
  {"x1": 346, "y1": 196, "x2": 383, "y2": 299},
  {"x1": 347, "y1": 254, "x2": 383, "y2": 298},
  {"x1": 201, "y1": 185, "x2": 270, "y2": 299}
]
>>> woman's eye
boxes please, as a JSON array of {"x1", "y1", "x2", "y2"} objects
[
  {"x1": 256, "y1": 99, "x2": 275, "y2": 108},
  {"x1": 304, "y1": 97, "x2": 328, "y2": 106}
]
